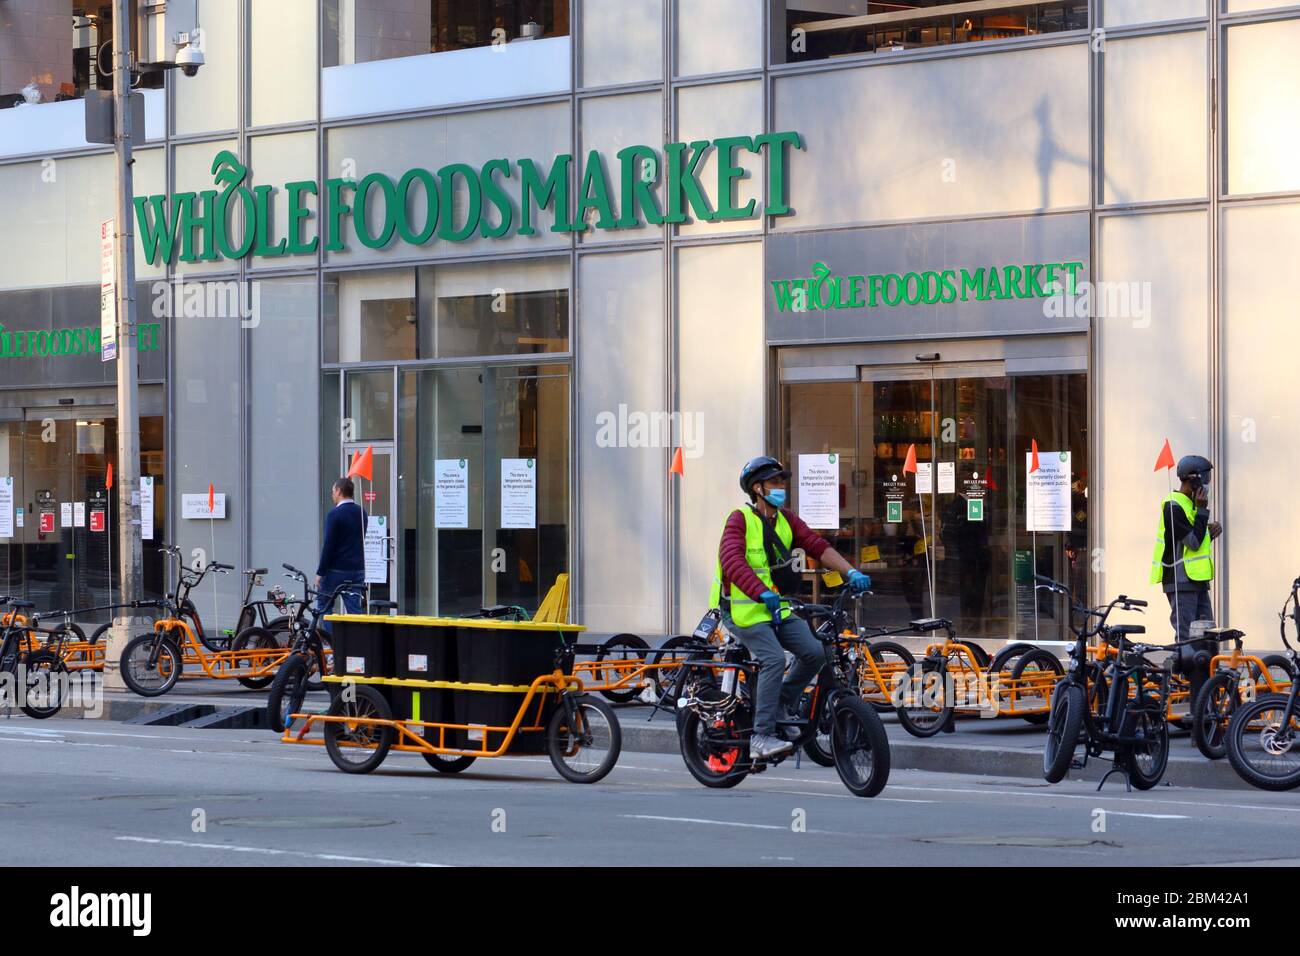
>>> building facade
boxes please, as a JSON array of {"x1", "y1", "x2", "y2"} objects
[{"x1": 0, "y1": 0, "x2": 1298, "y2": 647}]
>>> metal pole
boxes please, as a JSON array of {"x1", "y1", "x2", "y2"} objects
[{"x1": 104, "y1": 0, "x2": 143, "y2": 691}]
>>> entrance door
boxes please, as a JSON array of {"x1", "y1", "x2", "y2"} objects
[{"x1": 343, "y1": 442, "x2": 396, "y2": 606}]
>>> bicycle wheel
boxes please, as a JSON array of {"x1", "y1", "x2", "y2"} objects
[
  {"x1": 1125, "y1": 698, "x2": 1169, "y2": 790},
  {"x1": 860, "y1": 641, "x2": 913, "y2": 713},
  {"x1": 1043, "y1": 683, "x2": 1084, "y2": 783},
  {"x1": 895, "y1": 660, "x2": 953, "y2": 738},
  {"x1": 266, "y1": 653, "x2": 311, "y2": 733},
  {"x1": 1226, "y1": 694, "x2": 1300, "y2": 791},
  {"x1": 802, "y1": 697, "x2": 835, "y2": 767},
  {"x1": 547, "y1": 694, "x2": 621, "y2": 784},
  {"x1": 322, "y1": 685, "x2": 394, "y2": 774},
  {"x1": 830, "y1": 697, "x2": 891, "y2": 797},
  {"x1": 231, "y1": 626, "x2": 279, "y2": 689},
  {"x1": 89, "y1": 622, "x2": 111, "y2": 646},
  {"x1": 960, "y1": 640, "x2": 991, "y2": 669},
  {"x1": 988, "y1": 642, "x2": 1038, "y2": 676},
  {"x1": 422, "y1": 752, "x2": 477, "y2": 774},
  {"x1": 593, "y1": 633, "x2": 651, "y2": 704},
  {"x1": 1009, "y1": 648, "x2": 1063, "y2": 725},
  {"x1": 1191, "y1": 671, "x2": 1238, "y2": 760},
  {"x1": 650, "y1": 636, "x2": 695, "y2": 700},
  {"x1": 120, "y1": 634, "x2": 182, "y2": 697},
  {"x1": 20, "y1": 650, "x2": 69, "y2": 719},
  {"x1": 678, "y1": 708, "x2": 749, "y2": 788}
]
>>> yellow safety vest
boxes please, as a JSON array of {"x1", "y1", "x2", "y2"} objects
[
  {"x1": 710, "y1": 507, "x2": 793, "y2": 627},
  {"x1": 1149, "y1": 492, "x2": 1213, "y2": 585}
]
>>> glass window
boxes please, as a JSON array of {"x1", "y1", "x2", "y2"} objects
[
  {"x1": 418, "y1": 257, "x2": 569, "y2": 358},
  {"x1": 0, "y1": 2, "x2": 163, "y2": 107},
  {"x1": 251, "y1": 0, "x2": 318, "y2": 126},
  {"x1": 249, "y1": 277, "x2": 320, "y2": 570},
  {"x1": 1104, "y1": 0, "x2": 1204, "y2": 25},
  {"x1": 321, "y1": 371, "x2": 340, "y2": 513},
  {"x1": 675, "y1": 0, "x2": 761, "y2": 76},
  {"x1": 1224, "y1": 202, "x2": 1300, "y2": 648},
  {"x1": 773, "y1": 43, "x2": 1090, "y2": 228},
  {"x1": 345, "y1": 368, "x2": 395, "y2": 441},
  {"x1": 324, "y1": 269, "x2": 416, "y2": 363},
  {"x1": 675, "y1": 242, "x2": 764, "y2": 632},
  {"x1": 1097, "y1": 210, "x2": 1209, "y2": 613},
  {"x1": 1226, "y1": 19, "x2": 1300, "y2": 196},
  {"x1": 172, "y1": 0, "x2": 239, "y2": 135},
  {"x1": 581, "y1": 0, "x2": 662, "y2": 87},
  {"x1": 1103, "y1": 31, "x2": 1207, "y2": 204},
  {"x1": 578, "y1": 91, "x2": 663, "y2": 241},
  {"x1": 1225, "y1": 0, "x2": 1299, "y2": 11},
  {"x1": 776, "y1": 1, "x2": 1088, "y2": 64},
  {"x1": 577, "y1": 248, "x2": 665, "y2": 633},
  {"x1": 674, "y1": 80, "x2": 763, "y2": 237},
  {"x1": 324, "y1": 0, "x2": 569, "y2": 65}
]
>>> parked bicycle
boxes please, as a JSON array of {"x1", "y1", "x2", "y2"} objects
[
  {"x1": 0, "y1": 597, "x2": 68, "y2": 719},
  {"x1": 1037, "y1": 575, "x2": 1172, "y2": 791},
  {"x1": 266, "y1": 565, "x2": 386, "y2": 732},
  {"x1": 1224, "y1": 576, "x2": 1300, "y2": 790},
  {"x1": 670, "y1": 591, "x2": 891, "y2": 797}
]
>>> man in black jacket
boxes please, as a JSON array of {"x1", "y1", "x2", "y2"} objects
[{"x1": 315, "y1": 478, "x2": 367, "y2": 631}]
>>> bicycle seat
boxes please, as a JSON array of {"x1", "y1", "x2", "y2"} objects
[
  {"x1": 369, "y1": 600, "x2": 397, "y2": 611},
  {"x1": 1204, "y1": 627, "x2": 1244, "y2": 642},
  {"x1": 246, "y1": 568, "x2": 268, "y2": 576},
  {"x1": 7, "y1": 600, "x2": 35, "y2": 610},
  {"x1": 910, "y1": 617, "x2": 951, "y2": 632}
]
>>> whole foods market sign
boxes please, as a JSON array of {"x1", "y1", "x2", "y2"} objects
[
  {"x1": 135, "y1": 132, "x2": 804, "y2": 266},
  {"x1": 771, "y1": 260, "x2": 1086, "y2": 313}
]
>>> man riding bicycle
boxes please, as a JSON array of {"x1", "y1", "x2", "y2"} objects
[{"x1": 711, "y1": 455, "x2": 872, "y2": 760}]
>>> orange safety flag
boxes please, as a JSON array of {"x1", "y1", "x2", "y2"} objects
[
  {"x1": 669, "y1": 447, "x2": 684, "y2": 477},
  {"x1": 1029, "y1": 439, "x2": 1040, "y2": 474},
  {"x1": 347, "y1": 446, "x2": 374, "y2": 482},
  {"x1": 208, "y1": 482, "x2": 215, "y2": 513},
  {"x1": 902, "y1": 443, "x2": 918, "y2": 475},
  {"x1": 105, "y1": 462, "x2": 114, "y2": 489},
  {"x1": 1154, "y1": 438, "x2": 1176, "y2": 472}
]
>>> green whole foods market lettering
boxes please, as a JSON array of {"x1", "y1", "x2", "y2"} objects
[
  {"x1": 772, "y1": 260, "x2": 1087, "y2": 313},
  {"x1": 134, "y1": 132, "x2": 804, "y2": 266},
  {"x1": 0, "y1": 322, "x2": 161, "y2": 360}
]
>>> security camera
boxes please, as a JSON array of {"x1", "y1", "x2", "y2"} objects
[{"x1": 175, "y1": 41, "x2": 204, "y2": 77}]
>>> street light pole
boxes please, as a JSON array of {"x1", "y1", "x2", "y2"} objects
[{"x1": 104, "y1": 0, "x2": 143, "y2": 691}]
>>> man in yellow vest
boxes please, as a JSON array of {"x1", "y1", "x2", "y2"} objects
[
  {"x1": 712, "y1": 455, "x2": 870, "y2": 760},
  {"x1": 1150, "y1": 455, "x2": 1222, "y2": 642}
]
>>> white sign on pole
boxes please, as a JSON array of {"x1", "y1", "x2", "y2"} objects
[
  {"x1": 182, "y1": 493, "x2": 227, "y2": 520},
  {"x1": 937, "y1": 462, "x2": 956, "y2": 494},
  {"x1": 434, "y1": 459, "x2": 469, "y2": 529},
  {"x1": 500, "y1": 458, "x2": 537, "y2": 530},
  {"x1": 140, "y1": 477, "x2": 155, "y2": 540},
  {"x1": 0, "y1": 477, "x2": 13, "y2": 539},
  {"x1": 364, "y1": 515, "x2": 388, "y2": 585},
  {"x1": 914, "y1": 462, "x2": 932, "y2": 495},
  {"x1": 99, "y1": 219, "x2": 117, "y2": 363},
  {"x1": 74, "y1": 502, "x2": 86, "y2": 528},
  {"x1": 797, "y1": 453, "x2": 839, "y2": 529},
  {"x1": 15, "y1": 508, "x2": 23, "y2": 529},
  {"x1": 1026, "y1": 451, "x2": 1072, "y2": 532},
  {"x1": 60, "y1": 502, "x2": 73, "y2": 528}
]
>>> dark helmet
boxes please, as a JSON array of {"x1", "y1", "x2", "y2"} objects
[
  {"x1": 1176, "y1": 455, "x2": 1214, "y2": 484},
  {"x1": 739, "y1": 455, "x2": 789, "y2": 497}
]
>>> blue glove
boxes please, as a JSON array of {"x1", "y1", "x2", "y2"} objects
[
  {"x1": 760, "y1": 590, "x2": 782, "y2": 613},
  {"x1": 847, "y1": 570, "x2": 872, "y2": 593}
]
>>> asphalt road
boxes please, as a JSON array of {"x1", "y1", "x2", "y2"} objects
[{"x1": 0, "y1": 716, "x2": 1297, "y2": 866}]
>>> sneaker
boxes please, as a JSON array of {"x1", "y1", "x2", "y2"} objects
[{"x1": 749, "y1": 733, "x2": 795, "y2": 760}]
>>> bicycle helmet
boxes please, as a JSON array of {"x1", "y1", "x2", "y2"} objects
[
  {"x1": 739, "y1": 455, "x2": 790, "y2": 497},
  {"x1": 1176, "y1": 455, "x2": 1213, "y2": 485}
]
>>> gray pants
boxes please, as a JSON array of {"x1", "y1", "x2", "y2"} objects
[
  {"x1": 725, "y1": 613, "x2": 826, "y2": 736},
  {"x1": 1166, "y1": 588, "x2": 1213, "y2": 643}
]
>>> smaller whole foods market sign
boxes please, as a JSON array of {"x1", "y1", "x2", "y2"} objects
[{"x1": 134, "y1": 132, "x2": 804, "y2": 265}]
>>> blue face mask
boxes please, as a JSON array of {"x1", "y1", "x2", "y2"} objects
[{"x1": 763, "y1": 489, "x2": 787, "y2": 508}]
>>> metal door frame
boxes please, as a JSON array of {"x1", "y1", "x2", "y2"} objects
[{"x1": 342, "y1": 440, "x2": 397, "y2": 599}]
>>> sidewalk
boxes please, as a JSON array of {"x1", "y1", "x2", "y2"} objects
[{"x1": 57, "y1": 676, "x2": 1259, "y2": 791}]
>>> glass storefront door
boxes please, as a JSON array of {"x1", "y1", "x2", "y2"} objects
[
  {"x1": 782, "y1": 357, "x2": 1088, "y2": 644},
  {"x1": 343, "y1": 442, "x2": 395, "y2": 606},
  {"x1": 0, "y1": 407, "x2": 166, "y2": 620}
]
